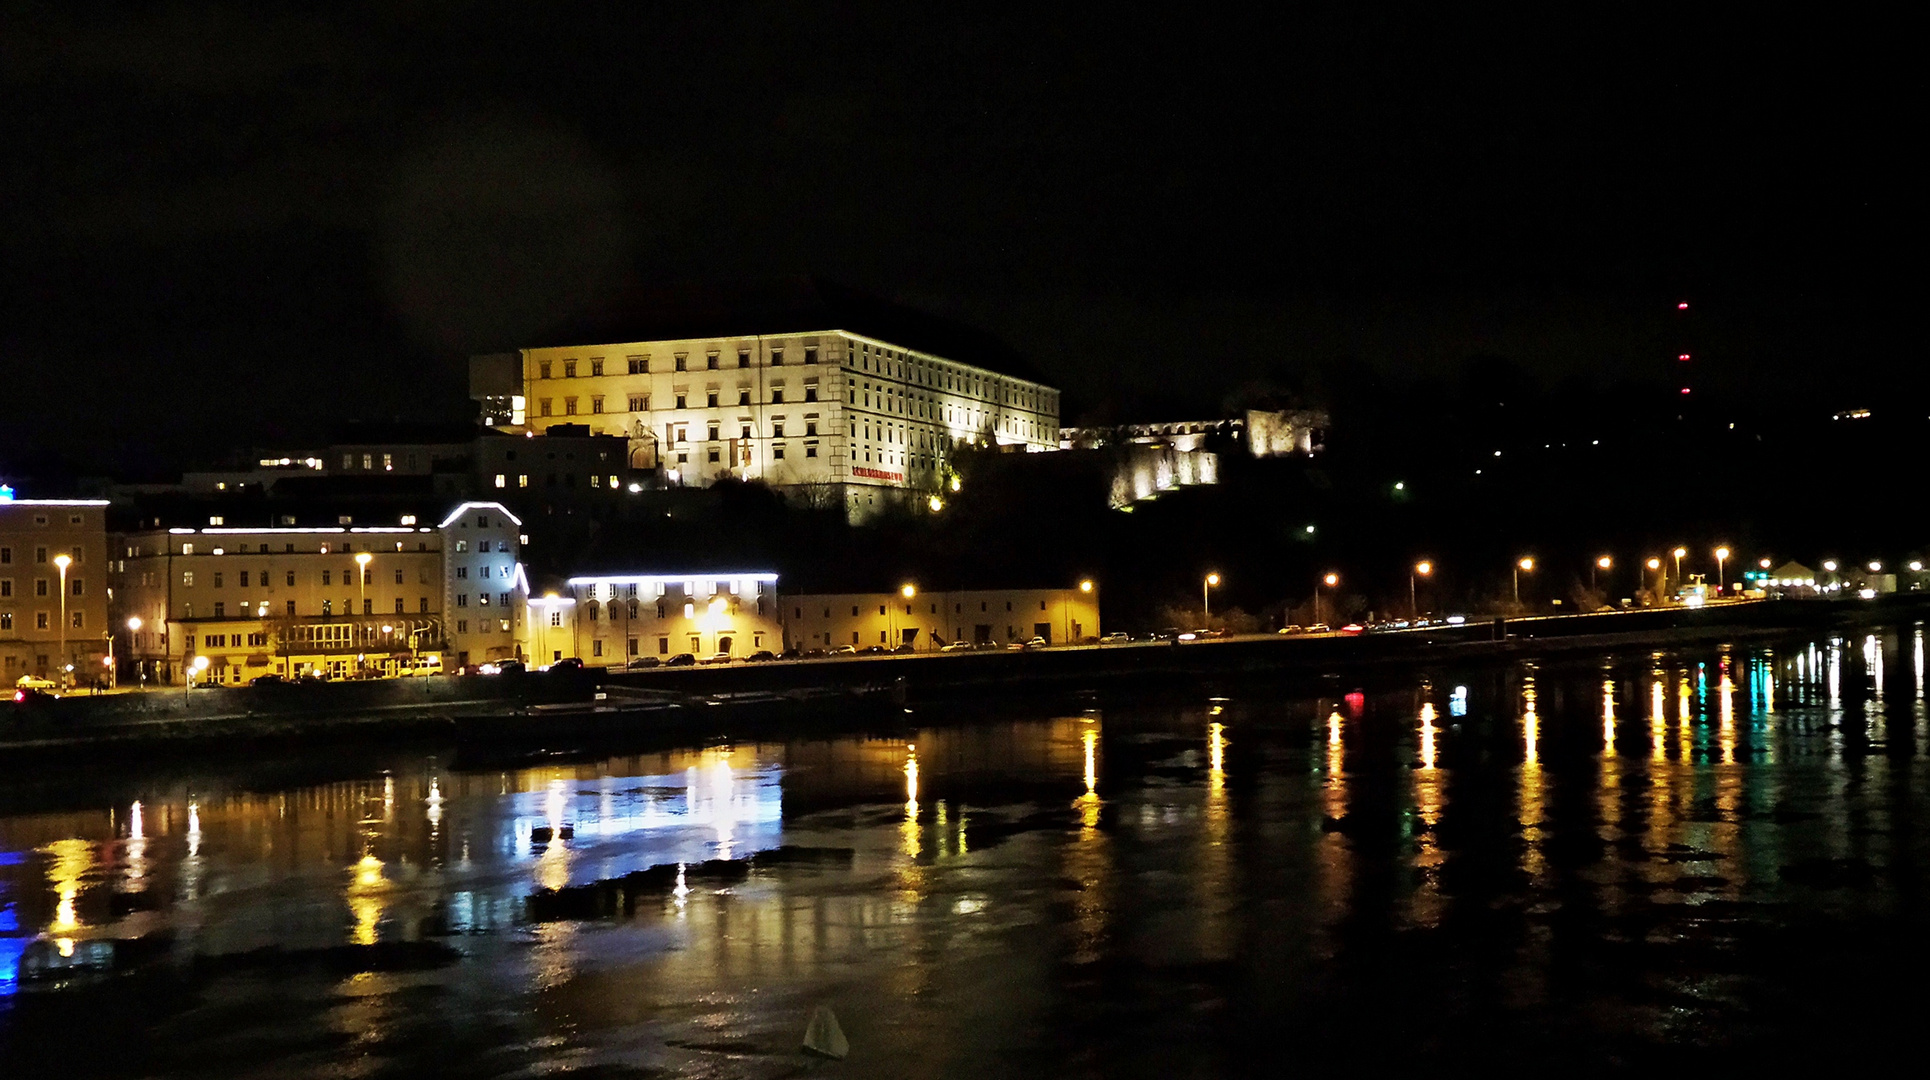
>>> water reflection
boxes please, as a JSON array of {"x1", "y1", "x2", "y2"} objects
[{"x1": 3, "y1": 633, "x2": 1929, "y2": 1072}]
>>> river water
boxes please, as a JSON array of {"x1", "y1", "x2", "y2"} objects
[{"x1": 3, "y1": 628, "x2": 1927, "y2": 1077}]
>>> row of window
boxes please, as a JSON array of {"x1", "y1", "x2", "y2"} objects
[
  {"x1": 0, "y1": 611, "x2": 84, "y2": 630},
  {"x1": 539, "y1": 347, "x2": 822, "y2": 379},
  {"x1": 2, "y1": 512, "x2": 88, "y2": 527},
  {"x1": 538, "y1": 384, "x2": 820, "y2": 417},
  {"x1": 849, "y1": 340, "x2": 1056, "y2": 413},
  {"x1": 491, "y1": 473, "x2": 623, "y2": 490},
  {"x1": 182, "y1": 598, "x2": 436, "y2": 618},
  {"x1": 177, "y1": 567, "x2": 443, "y2": 588},
  {"x1": 0, "y1": 577, "x2": 83, "y2": 598},
  {"x1": 172, "y1": 540, "x2": 433, "y2": 556},
  {"x1": 0, "y1": 545, "x2": 80, "y2": 565}
]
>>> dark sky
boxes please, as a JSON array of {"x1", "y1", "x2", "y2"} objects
[{"x1": 1, "y1": 4, "x2": 1907, "y2": 476}]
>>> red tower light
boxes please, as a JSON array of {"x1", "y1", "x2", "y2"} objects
[
  {"x1": 1679, "y1": 388, "x2": 1692, "y2": 395},
  {"x1": 1677, "y1": 302, "x2": 1689, "y2": 310},
  {"x1": 1678, "y1": 353, "x2": 1691, "y2": 361}
]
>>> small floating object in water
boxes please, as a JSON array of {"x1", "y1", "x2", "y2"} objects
[{"x1": 801, "y1": 1004, "x2": 849, "y2": 1059}]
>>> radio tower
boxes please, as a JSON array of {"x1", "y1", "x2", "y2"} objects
[{"x1": 1673, "y1": 300, "x2": 1692, "y2": 420}]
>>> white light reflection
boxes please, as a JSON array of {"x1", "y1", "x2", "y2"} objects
[
  {"x1": 1602, "y1": 678, "x2": 1617, "y2": 757},
  {"x1": 1419, "y1": 702, "x2": 1438, "y2": 771}
]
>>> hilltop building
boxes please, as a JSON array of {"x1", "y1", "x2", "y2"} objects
[{"x1": 470, "y1": 280, "x2": 1061, "y2": 520}]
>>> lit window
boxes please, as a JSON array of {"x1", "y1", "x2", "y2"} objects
[{"x1": 495, "y1": 474, "x2": 506, "y2": 488}]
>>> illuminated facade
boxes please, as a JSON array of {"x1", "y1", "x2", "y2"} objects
[
  {"x1": 783, "y1": 587, "x2": 1101, "y2": 650},
  {"x1": 539, "y1": 573, "x2": 783, "y2": 663},
  {"x1": 0, "y1": 495, "x2": 111, "y2": 683},
  {"x1": 111, "y1": 501, "x2": 528, "y2": 684},
  {"x1": 475, "y1": 330, "x2": 1060, "y2": 519}
]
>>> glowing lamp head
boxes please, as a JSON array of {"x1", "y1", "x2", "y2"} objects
[
  {"x1": 1911, "y1": 561, "x2": 1924, "y2": 572},
  {"x1": 53, "y1": 553, "x2": 71, "y2": 571},
  {"x1": 901, "y1": 584, "x2": 917, "y2": 599},
  {"x1": 1518, "y1": 557, "x2": 1534, "y2": 572},
  {"x1": 1323, "y1": 573, "x2": 1338, "y2": 587},
  {"x1": 1415, "y1": 561, "x2": 1432, "y2": 576},
  {"x1": 1079, "y1": 580, "x2": 1094, "y2": 593},
  {"x1": 355, "y1": 552, "x2": 372, "y2": 567},
  {"x1": 1677, "y1": 302, "x2": 1689, "y2": 310},
  {"x1": 1868, "y1": 561, "x2": 1883, "y2": 573},
  {"x1": 1646, "y1": 558, "x2": 1661, "y2": 570},
  {"x1": 1673, "y1": 548, "x2": 1687, "y2": 559},
  {"x1": 126, "y1": 616, "x2": 142, "y2": 632},
  {"x1": 1715, "y1": 547, "x2": 1730, "y2": 561},
  {"x1": 1759, "y1": 558, "x2": 1772, "y2": 569},
  {"x1": 1597, "y1": 556, "x2": 1612, "y2": 569},
  {"x1": 192, "y1": 655, "x2": 209, "y2": 671},
  {"x1": 1206, "y1": 573, "x2": 1220, "y2": 587},
  {"x1": 1823, "y1": 560, "x2": 1838, "y2": 572}
]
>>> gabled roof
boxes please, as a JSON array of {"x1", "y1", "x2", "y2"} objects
[{"x1": 521, "y1": 277, "x2": 1054, "y2": 388}]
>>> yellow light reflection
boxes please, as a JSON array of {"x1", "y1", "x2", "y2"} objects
[
  {"x1": 1076, "y1": 728, "x2": 1101, "y2": 830},
  {"x1": 1651, "y1": 674, "x2": 1667, "y2": 760},
  {"x1": 1084, "y1": 728, "x2": 1099, "y2": 795},
  {"x1": 1207, "y1": 722, "x2": 1226, "y2": 775},
  {"x1": 1718, "y1": 660, "x2": 1736, "y2": 763},
  {"x1": 45, "y1": 838, "x2": 92, "y2": 934},
  {"x1": 1412, "y1": 697, "x2": 1445, "y2": 927},
  {"x1": 1522, "y1": 677, "x2": 1539, "y2": 765},
  {"x1": 1418, "y1": 702, "x2": 1438, "y2": 771},
  {"x1": 348, "y1": 851, "x2": 385, "y2": 945},
  {"x1": 1602, "y1": 679, "x2": 1617, "y2": 757}
]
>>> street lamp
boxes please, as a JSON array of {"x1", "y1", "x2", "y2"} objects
[
  {"x1": 1513, "y1": 557, "x2": 1534, "y2": 606},
  {"x1": 1203, "y1": 573, "x2": 1220, "y2": 620},
  {"x1": 1672, "y1": 547, "x2": 1687, "y2": 591},
  {"x1": 354, "y1": 551, "x2": 373, "y2": 671},
  {"x1": 1065, "y1": 579, "x2": 1094, "y2": 645},
  {"x1": 188, "y1": 654, "x2": 209, "y2": 699},
  {"x1": 127, "y1": 616, "x2": 144, "y2": 691},
  {"x1": 1592, "y1": 555, "x2": 1612, "y2": 593},
  {"x1": 1714, "y1": 547, "x2": 1730, "y2": 596},
  {"x1": 1317, "y1": 572, "x2": 1338, "y2": 626},
  {"x1": 1411, "y1": 560, "x2": 1432, "y2": 617},
  {"x1": 53, "y1": 553, "x2": 71, "y2": 688}
]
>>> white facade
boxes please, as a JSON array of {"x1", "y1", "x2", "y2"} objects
[{"x1": 500, "y1": 332, "x2": 1060, "y2": 517}]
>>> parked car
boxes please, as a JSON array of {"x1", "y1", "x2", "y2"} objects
[
  {"x1": 664, "y1": 653, "x2": 696, "y2": 667},
  {"x1": 494, "y1": 661, "x2": 528, "y2": 676},
  {"x1": 548, "y1": 657, "x2": 585, "y2": 672},
  {"x1": 746, "y1": 650, "x2": 777, "y2": 662},
  {"x1": 699, "y1": 652, "x2": 734, "y2": 665},
  {"x1": 940, "y1": 641, "x2": 976, "y2": 652},
  {"x1": 974, "y1": 641, "x2": 1005, "y2": 652},
  {"x1": 625, "y1": 656, "x2": 662, "y2": 670},
  {"x1": 14, "y1": 674, "x2": 56, "y2": 691},
  {"x1": 891, "y1": 644, "x2": 916, "y2": 654},
  {"x1": 12, "y1": 687, "x2": 59, "y2": 707},
  {"x1": 1307, "y1": 623, "x2": 1332, "y2": 634},
  {"x1": 859, "y1": 645, "x2": 889, "y2": 655},
  {"x1": 250, "y1": 674, "x2": 287, "y2": 688},
  {"x1": 1277, "y1": 624, "x2": 1305, "y2": 635},
  {"x1": 1099, "y1": 632, "x2": 1131, "y2": 644},
  {"x1": 829, "y1": 645, "x2": 857, "y2": 656}
]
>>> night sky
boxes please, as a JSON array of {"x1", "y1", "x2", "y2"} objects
[{"x1": 1, "y1": 5, "x2": 1905, "y2": 477}]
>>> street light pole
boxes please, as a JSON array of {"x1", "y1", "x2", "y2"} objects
[
  {"x1": 1317, "y1": 572, "x2": 1338, "y2": 627},
  {"x1": 53, "y1": 553, "x2": 71, "y2": 688},
  {"x1": 1672, "y1": 547, "x2": 1687, "y2": 594},
  {"x1": 1514, "y1": 557, "x2": 1534, "y2": 607},
  {"x1": 1593, "y1": 555, "x2": 1612, "y2": 595},
  {"x1": 127, "y1": 616, "x2": 144, "y2": 691},
  {"x1": 1714, "y1": 547, "x2": 1730, "y2": 597},
  {"x1": 354, "y1": 551, "x2": 372, "y2": 674},
  {"x1": 1203, "y1": 573, "x2": 1220, "y2": 621},
  {"x1": 1411, "y1": 561, "x2": 1432, "y2": 618}
]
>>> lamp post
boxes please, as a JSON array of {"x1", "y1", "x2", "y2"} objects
[
  {"x1": 1646, "y1": 558, "x2": 1662, "y2": 603},
  {"x1": 1592, "y1": 555, "x2": 1612, "y2": 593},
  {"x1": 1317, "y1": 572, "x2": 1338, "y2": 627},
  {"x1": 896, "y1": 584, "x2": 915, "y2": 650},
  {"x1": 53, "y1": 553, "x2": 72, "y2": 688},
  {"x1": 1411, "y1": 561, "x2": 1432, "y2": 618},
  {"x1": 1672, "y1": 547, "x2": 1687, "y2": 592},
  {"x1": 1714, "y1": 547, "x2": 1730, "y2": 597},
  {"x1": 187, "y1": 654, "x2": 208, "y2": 699},
  {"x1": 127, "y1": 616, "x2": 144, "y2": 691},
  {"x1": 354, "y1": 552, "x2": 373, "y2": 674},
  {"x1": 1513, "y1": 557, "x2": 1534, "y2": 607},
  {"x1": 1203, "y1": 573, "x2": 1220, "y2": 621},
  {"x1": 1067, "y1": 579, "x2": 1094, "y2": 645}
]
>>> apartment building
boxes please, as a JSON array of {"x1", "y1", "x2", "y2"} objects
[
  {"x1": 538, "y1": 572, "x2": 783, "y2": 665},
  {"x1": 783, "y1": 586, "x2": 1101, "y2": 651},
  {"x1": 111, "y1": 501, "x2": 527, "y2": 684},
  {"x1": 0, "y1": 492, "x2": 111, "y2": 684}
]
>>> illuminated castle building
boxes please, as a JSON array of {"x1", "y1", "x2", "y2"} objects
[{"x1": 470, "y1": 280, "x2": 1061, "y2": 520}]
